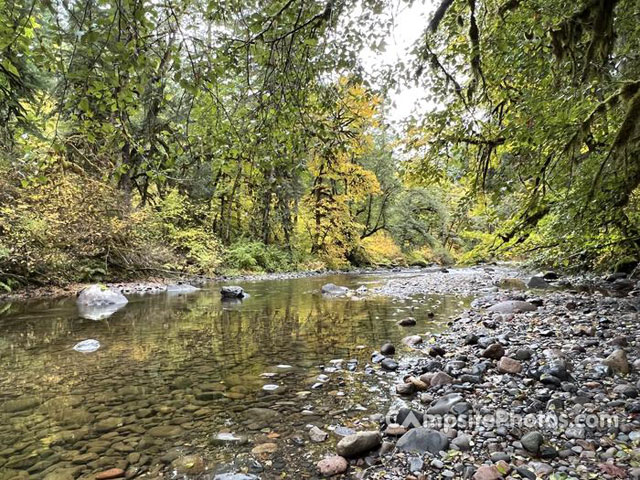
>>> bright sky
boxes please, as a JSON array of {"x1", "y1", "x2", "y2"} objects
[{"x1": 358, "y1": 0, "x2": 437, "y2": 125}]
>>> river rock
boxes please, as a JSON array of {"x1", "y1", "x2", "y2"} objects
[
  {"x1": 521, "y1": 431, "x2": 544, "y2": 454},
  {"x1": 309, "y1": 426, "x2": 328, "y2": 442},
  {"x1": 482, "y1": 343, "x2": 505, "y2": 360},
  {"x1": 397, "y1": 317, "x2": 417, "y2": 326},
  {"x1": 396, "y1": 428, "x2": 449, "y2": 454},
  {"x1": 604, "y1": 349, "x2": 630, "y2": 374},
  {"x1": 2, "y1": 395, "x2": 41, "y2": 413},
  {"x1": 221, "y1": 286, "x2": 245, "y2": 298},
  {"x1": 473, "y1": 465, "x2": 502, "y2": 480},
  {"x1": 167, "y1": 283, "x2": 198, "y2": 293},
  {"x1": 317, "y1": 456, "x2": 348, "y2": 477},
  {"x1": 430, "y1": 371, "x2": 453, "y2": 386},
  {"x1": 381, "y1": 358, "x2": 399, "y2": 371},
  {"x1": 336, "y1": 431, "x2": 381, "y2": 458},
  {"x1": 487, "y1": 300, "x2": 537, "y2": 314},
  {"x1": 148, "y1": 425, "x2": 183, "y2": 437},
  {"x1": 427, "y1": 393, "x2": 463, "y2": 415},
  {"x1": 321, "y1": 284, "x2": 350, "y2": 296},
  {"x1": 380, "y1": 343, "x2": 395, "y2": 355},
  {"x1": 172, "y1": 455, "x2": 206, "y2": 474},
  {"x1": 77, "y1": 284, "x2": 128, "y2": 307},
  {"x1": 95, "y1": 468, "x2": 125, "y2": 479},
  {"x1": 497, "y1": 356, "x2": 522, "y2": 374}
]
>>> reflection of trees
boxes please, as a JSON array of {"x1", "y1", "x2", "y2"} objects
[{"x1": 0, "y1": 278, "x2": 470, "y2": 400}]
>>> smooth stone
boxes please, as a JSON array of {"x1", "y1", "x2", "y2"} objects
[
  {"x1": 336, "y1": 431, "x2": 381, "y2": 458},
  {"x1": 380, "y1": 343, "x2": 395, "y2": 355},
  {"x1": 316, "y1": 456, "x2": 348, "y2": 477},
  {"x1": 95, "y1": 468, "x2": 125, "y2": 479},
  {"x1": 482, "y1": 343, "x2": 505, "y2": 360},
  {"x1": 427, "y1": 393, "x2": 463, "y2": 414},
  {"x1": 521, "y1": 431, "x2": 544, "y2": 454},
  {"x1": 77, "y1": 284, "x2": 128, "y2": 307},
  {"x1": 220, "y1": 285, "x2": 244, "y2": 298},
  {"x1": 497, "y1": 356, "x2": 522, "y2": 374},
  {"x1": 309, "y1": 426, "x2": 328, "y2": 442},
  {"x1": 396, "y1": 428, "x2": 449, "y2": 454},
  {"x1": 381, "y1": 358, "x2": 399, "y2": 371},
  {"x1": 148, "y1": 425, "x2": 183, "y2": 437},
  {"x1": 487, "y1": 300, "x2": 537, "y2": 314},
  {"x1": 473, "y1": 465, "x2": 502, "y2": 480},
  {"x1": 321, "y1": 283, "x2": 350, "y2": 296}
]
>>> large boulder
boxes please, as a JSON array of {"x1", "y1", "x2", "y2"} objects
[
  {"x1": 396, "y1": 428, "x2": 449, "y2": 454},
  {"x1": 220, "y1": 286, "x2": 246, "y2": 299},
  {"x1": 321, "y1": 283, "x2": 351, "y2": 296},
  {"x1": 487, "y1": 300, "x2": 537, "y2": 314},
  {"x1": 336, "y1": 431, "x2": 381, "y2": 458},
  {"x1": 77, "y1": 285, "x2": 128, "y2": 307}
]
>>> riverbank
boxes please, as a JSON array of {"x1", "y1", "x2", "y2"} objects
[{"x1": 316, "y1": 268, "x2": 640, "y2": 479}]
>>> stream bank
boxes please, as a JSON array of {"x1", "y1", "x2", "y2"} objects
[{"x1": 321, "y1": 267, "x2": 640, "y2": 479}]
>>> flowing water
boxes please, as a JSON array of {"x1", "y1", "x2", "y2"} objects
[{"x1": 0, "y1": 271, "x2": 470, "y2": 480}]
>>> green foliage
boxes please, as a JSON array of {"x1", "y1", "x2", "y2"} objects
[{"x1": 224, "y1": 241, "x2": 292, "y2": 273}]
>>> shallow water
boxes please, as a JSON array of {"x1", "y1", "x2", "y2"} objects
[{"x1": 0, "y1": 271, "x2": 470, "y2": 479}]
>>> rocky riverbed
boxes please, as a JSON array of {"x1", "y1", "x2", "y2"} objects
[
  {"x1": 1, "y1": 265, "x2": 639, "y2": 480},
  {"x1": 311, "y1": 267, "x2": 640, "y2": 479}
]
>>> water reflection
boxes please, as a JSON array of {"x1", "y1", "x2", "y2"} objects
[{"x1": 0, "y1": 272, "x2": 469, "y2": 479}]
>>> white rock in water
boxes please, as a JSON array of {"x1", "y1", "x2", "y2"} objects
[
  {"x1": 77, "y1": 285, "x2": 128, "y2": 307},
  {"x1": 77, "y1": 303, "x2": 124, "y2": 321},
  {"x1": 262, "y1": 384, "x2": 279, "y2": 391},
  {"x1": 276, "y1": 364, "x2": 292, "y2": 369},
  {"x1": 73, "y1": 339, "x2": 101, "y2": 353}
]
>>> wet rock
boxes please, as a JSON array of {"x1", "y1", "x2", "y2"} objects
[
  {"x1": 213, "y1": 474, "x2": 259, "y2": 480},
  {"x1": 396, "y1": 428, "x2": 449, "y2": 454},
  {"x1": 317, "y1": 456, "x2": 348, "y2": 477},
  {"x1": 513, "y1": 348, "x2": 533, "y2": 361},
  {"x1": 487, "y1": 300, "x2": 537, "y2": 314},
  {"x1": 172, "y1": 455, "x2": 207, "y2": 475},
  {"x1": 521, "y1": 431, "x2": 544, "y2": 454},
  {"x1": 309, "y1": 426, "x2": 328, "y2": 442},
  {"x1": 497, "y1": 356, "x2": 522, "y2": 374},
  {"x1": 604, "y1": 349, "x2": 630, "y2": 374},
  {"x1": 95, "y1": 468, "x2": 125, "y2": 479},
  {"x1": 221, "y1": 286, "x2": 245, "y2": 298},
  {"x1": 397, "y1": 317, "x2": 417, "y2": 326},
  {"x1": 384, "y1": 423, "x2": 408, "y2": 436},
  {"x1": 95, "y1": 417, "x2": 123, "y2": 432},
  {"x1": 482, "y1": 343, "x2": 505, "y2": 360},
  {"x1": 381, "y1": 358, "x2": 399, "y2": 371},
  {"x1": 380, "y1": 343, "x2": 395, "y2": 355},
  {"x1": 2, "y1": 395, "x2": 41, "y2": 413},
  {"x1": 72, "y1": 339, "x2": 101, "y2": 353},
  {"x1": 451, "y1": 433, "x2": 471, "y2": 451},
  {"x1": 77, "y1": 284, "x2": 128, "y2": 307},
  {"x1": 336, "y1": 431, "x2": 381, "y2": 458},
  {"x1": 251, "y1": 443, "x2": 278, "y2": 455},
  {"x1": 321, "y1": 284, "x2": 350, "y2": 296}
]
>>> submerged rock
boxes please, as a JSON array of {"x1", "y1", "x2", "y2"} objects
[
  {"x1": 76, "y1": 284, "x2": 128, "y2": 307},
  {"x1": 321, "y1": 283, "x2": 350, "y2": 296},
  {"x1": 72, "y1": 339, "x2": 100, "y2": 353},
  {"x1": 220, "y1": 286, "x2": 245, "y2": 298}
]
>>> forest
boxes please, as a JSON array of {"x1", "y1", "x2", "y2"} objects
[{"x1": 1, "y1": 0, "x2": 639, "y2": 290}]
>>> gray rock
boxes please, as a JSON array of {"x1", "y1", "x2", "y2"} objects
[
  {"x1": 77, "y1": 284, "x2": 128, "y2": 307},
  {"x1": 220, "y1": 286, "x2": 245, "y2": 298},
  {"x1": 396, "y1": 428, "x2": 449, "y2": 454},
  {"x1": 380, "y1": 343, "x2": 395, "y2": 355},
  {"x1": 427, "y1": 393, "x2": 463, "y2": 415},
  {"x1": 381, "y1": 358, "x2": 399, "y2": 371},
  {"x1": 321, "y1": 283, "x2": 350, "y2": 296},
  {"x1": 336, "y1": 431, "x2": 381, "y2": 458},
  {"x1": 521, "y1": 431, "x2": 544, "y2": 454},
  {"x1": 487, "y1": 300, "x2": 537, "y2": 314},
  {"x1": 482, "y1": 343, "x2": 505, "y2": 360}
]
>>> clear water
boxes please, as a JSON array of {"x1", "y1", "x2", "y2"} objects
[{"x1": 0, "y1": 271, "x2": 470, "y2": 479}]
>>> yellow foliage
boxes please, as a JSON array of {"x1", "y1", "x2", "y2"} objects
[{"x1": 361, "y1": 231, "x2": 404, "y2": 266}]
